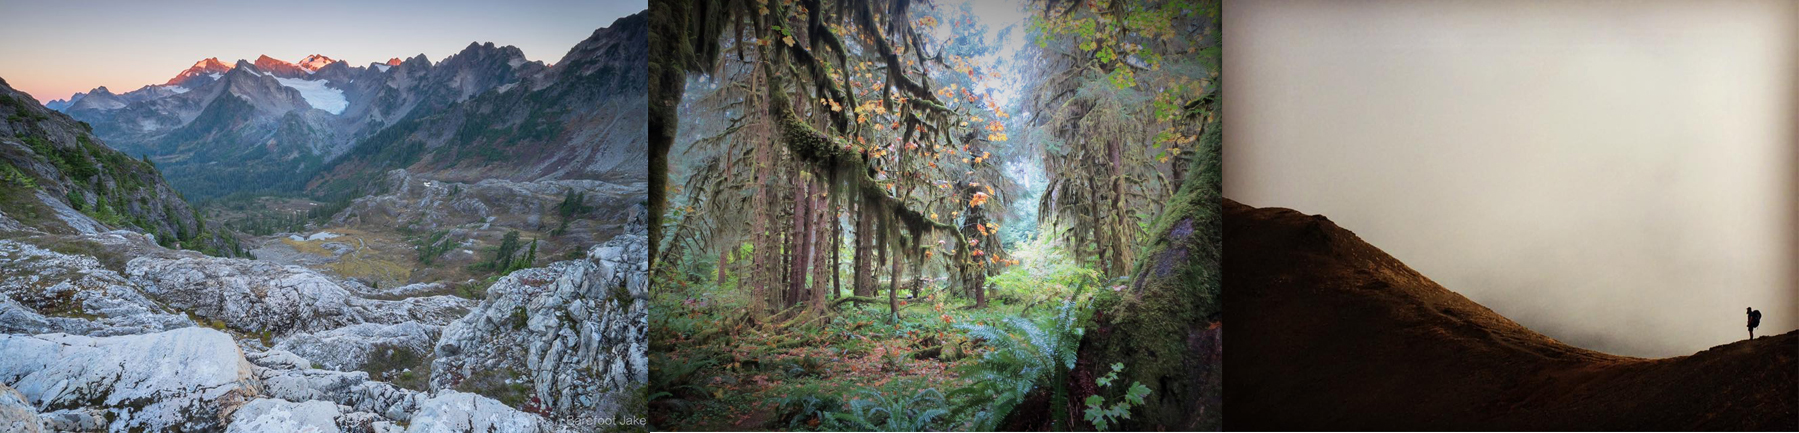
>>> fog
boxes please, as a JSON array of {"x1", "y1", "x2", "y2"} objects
[{"x1": 1223, "y1": 0, "x2": 1798, "y2": 357}]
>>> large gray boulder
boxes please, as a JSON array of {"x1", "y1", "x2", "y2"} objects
[
  {"x1": 405, "y1": 391, "x2": 549, "y2": 433},
  {"x1": 0, "y1": 239, "x2": 192, "y2": 336},
  {"x1": 250, "y1": 359, "x2": 423, "y2": 422},
  {"x1": 431, "y1": 230, "x2": 647, "y2": 421},
  {"x1": 276, "y1": 321, "x2": 440, "y2": 372},
  {"x1": 0, "y1": 327, "x2": 258, "y2": 432},
  {"x1": 0, "y1": 383, "x2": 42, "y2": 433},
  {"x1": 126, "y1": 256, "x2": 472, "y2": 335},
  {"x1": 226, "y1": 398, "x2": 398, "y2": 433}
]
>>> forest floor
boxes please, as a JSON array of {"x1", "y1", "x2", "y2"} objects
[{"x1": 649, "y1": 277, "x2": 1068, "y2": 431}]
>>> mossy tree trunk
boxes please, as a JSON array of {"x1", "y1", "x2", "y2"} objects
[
  {"x1": 888, "y1": 237, "x2": 903, "y2": 322},
  {"x1": 646, "y1": 0, "x2": 681, "y2": 271},
  {"x1": 648, "y1": 0, "x2": 730, "y2": 271},
  {"x1": 787, "y1": 173, "x2": 811, "y2": 309},
  {"x1": 1071, "y1": 94, "x2": 1222, "y2": 430}
]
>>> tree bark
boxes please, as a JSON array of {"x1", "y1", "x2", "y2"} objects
[
  {"x1": 853, "y1": 199, "x2": 875, "y2": 296},
  {"x1": 873, "y1": 217, "x2": 887, "y2": 298},
  {"x1": 888, "y1": 239, "x2": 902, "y2": 322},
  {"x1": 973, "y1": 264, "x2": 987, "y2": 308},
  {"x1": 812, "y1": 177, "x2": 830, "y2": 309},
  {"x1": 827, "y1": 167, "x2": 841, "y2": 300},
  {"x1": 646, "y1": 0, "x2": 687, "y2": 271},
  {"x1": 717, "y1": 245, "x2": 731, "y2": 286},
  {"x1": 1110, "y1": 137, "x2": 1128, "y2": 276},
  {"x1": 787, "y1": 173, "x2": 810, "y2": 310},
  {"x1": 910, "y1": 248, "x2": 921, "y2": 300}
]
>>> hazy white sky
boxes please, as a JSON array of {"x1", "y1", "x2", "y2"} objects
[
  {"x1": 917, "y1": 0, "x2": 1031, "y2": 107},
  {"x1": 0, "y1": 0, "x2": 645, "y2": 103},
  {"x1": 1225, "y1": 0, "x2": 1798, "y2": 357}
]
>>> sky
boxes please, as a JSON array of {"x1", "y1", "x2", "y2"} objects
[
  {"x1": 0, "y1": 0, "x2": 645, "y2": 103},
  {"x1": 928, "y1": 0, "x2": 1031, "y2": 107},
  {"x1": 1225, "y1": 0, "x2": 1798, "y2": 358}
]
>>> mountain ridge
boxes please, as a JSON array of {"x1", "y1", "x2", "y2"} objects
[
  {"x1": 48, "y1": 22, "x2": 638, "y2": 201},
  {"x1": 1222, "y1": 198, "x2": 1796, "y2": 431},
  {"x1": 305, "y1": 11, "x2": 647, "y2": 198}
]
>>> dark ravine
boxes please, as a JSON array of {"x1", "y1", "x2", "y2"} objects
[
  {"x1": 0, "y1": 76, "x2": 237, "y2": 255},
  {"x1": 1223, "y1": 198, "x2": 1797, "y2": 431}
]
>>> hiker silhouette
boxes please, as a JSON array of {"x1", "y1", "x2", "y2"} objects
[{"x1": 1747, "y1": 307, "x2": 1762, "y2": 339}]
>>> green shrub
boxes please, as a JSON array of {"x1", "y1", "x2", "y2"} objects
[
  {"x1": 0, "y1": 163, "x2": 36, "y2": 189},
  {"x1": 988, "y1": 234, "x2": 1101, "y2": 306},
  {"x1": 490, "y1": 230, "x2": 522, "y2": 271},
  {"x1": 948, "y1": 294, "x2": 1091, "y2": 430},
  {"x1": 824, "y1": 388, "x2": 951, "y2": 431},
  {"x1": 365, "y1": 345, "x2": 430, "y2": 391},
  {"x1": 1082, "y1": 363, "x2": 1152, "y2": 431},
  {"x1": 649, "y1": 354, "x2": 716, "y2": 401},
  {"x1": 511, "y1": 306, "x2": 529, "y2": 330},
  {"x1": 87, "y1": 194, "x2": 125, "y2": 227},
  {"x1": 553, "y1": 189, "x2": 593, "y2": 235},
  {"x1": 768, "y1": 384, "x2": 844, "y2": 430},
  {"x1": 453, "y1": 367, "x2": 532, "y2": 408},
  {"x1": 413, "y1": 229, "x2": 456, "y2": 266}
]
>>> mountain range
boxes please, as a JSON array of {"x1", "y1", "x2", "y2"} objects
[{"x1": 45, "y1": 13, "x2": 646, "y2": 202}]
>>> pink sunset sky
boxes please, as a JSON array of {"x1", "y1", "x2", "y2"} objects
[{"x1": 0, "y1": 0, "x2": 644, "y2": 104}]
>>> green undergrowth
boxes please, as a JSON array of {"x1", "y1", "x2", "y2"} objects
[
  {"x1": 649, "y1": 240, "x2": 1116, "y2": 431},
  {"x1": 365, "y1": 344, "x2": 432, "y2": 391}
]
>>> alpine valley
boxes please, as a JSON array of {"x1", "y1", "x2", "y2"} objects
[{"x1": 0, "y1": 10, "x2": 648, "y2": 433}]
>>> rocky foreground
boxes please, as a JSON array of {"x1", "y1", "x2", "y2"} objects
[{"x1": 0, "y1": 217, "x2": 647, "y2": 431}]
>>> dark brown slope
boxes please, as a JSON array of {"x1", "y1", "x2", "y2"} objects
[{"x1": 1223, "y1": 199, "x2": 1797, "y2": 431}]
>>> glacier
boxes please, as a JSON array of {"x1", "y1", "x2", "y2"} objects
[{"x1": 272, "y1": 77, "x2": 348, "y2": 115}]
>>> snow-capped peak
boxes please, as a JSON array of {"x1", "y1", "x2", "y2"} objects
[
  {"x1": 297, "y1": 54, "x2": 337, "y2": 73},
  {"x1": 165, "y1": 57, "x2": 233, "y2": 85},
  {"x1": 192, "y1": 57, "x2": 228, "y2": 69},
  {"x1": 254, "y1": 55, "x2": 294, "y2": 70}
]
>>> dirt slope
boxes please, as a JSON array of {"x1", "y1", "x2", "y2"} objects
[{"x1": 1223, "y1": 199, "x2": 1796, "y2": 431}]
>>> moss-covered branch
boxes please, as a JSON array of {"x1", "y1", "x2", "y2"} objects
[{"x1": 758, "y1": 36, "x2": 969, "y2": 268}]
